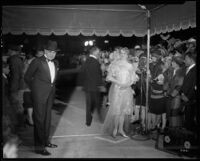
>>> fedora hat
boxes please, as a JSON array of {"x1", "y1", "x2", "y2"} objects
[
  {"x1": 172, "y1": 55, "x2": 184, "y2": 66},
  {"x1": 134, "y1": 45, "x2": 141, "y2": 50},
  {"x1": 44, "y1": 40, "x2": 60, "y2": 52},
  {"x1": 187, "y1": 38, "x2": 196, "y2": 46},
  {"x1": 151, "y1": 49, "x2": 162, "y2": 58}
]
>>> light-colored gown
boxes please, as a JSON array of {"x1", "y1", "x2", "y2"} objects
[{"x1": 102, "y1": 59, "x2": 138, "y2": 135}]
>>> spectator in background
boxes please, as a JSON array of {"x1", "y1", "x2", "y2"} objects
[
  {"x1": 35, "y1": 44, "x2": 44, "y2": 58},
  {"x1": 180, "y1": 50, "x2": 196, "y2": 132},
  {"x1": 78, "y1": 46, "x2": 105, "y2": 126},
  {"x1": 2, "y1": 58, "x2": 20, "y2": 158},
  {"x1": 148, "y1": 50, "x2": 167, "y2": 132},
  {"x1": 134, "y1": 45, "x2": 144, "y2": 58},
  {"x1": 7, "y1": 45, "x2": 25, "y2": 127},
  {"x1": 23, "y1": 49, "x2": 36, "y2": 126},
  {"x1": 165, "y1": 55, "x2": 185, "y2": 128},
  {"x1": 2, "y1": 61, "x2": 18, "y2": 131},
  {"x1": 131, "y1": 53, "x2": 147, "y2": 131},
  {"x1": 185, "y1": 38, "x2": 196, "y2": 53},
  {"x1": 162, "y1": 56, "x2": 174, "y2": 121}
]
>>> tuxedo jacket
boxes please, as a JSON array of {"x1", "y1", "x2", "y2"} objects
[
  {"x1": 180, "y1": 65, "x2": 196, "y2": 101},
  {"x1": 24, "y1": 56, "x2": 59, "y2": 103},
  {"x1": 78, "y1": 56, "x2": 102, "y2": 92}
]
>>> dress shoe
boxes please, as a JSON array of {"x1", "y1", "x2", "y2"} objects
[
  {"x1": 35, "y1": 149, "x2": 51, "y2": 156},
  {"x1": 45, "y1": 143, "x2": 58, "y2": 148},
  {"x1": 112, "y1": 129, "x2": 117, "y2": 138},
  {"x1": 118, "y1": 131, "x2": 128, "y2": 138},
  {"x1": 86, "y1": 116, "x2": 92, "y2": 126},
  {"x1": 86, "y1": 122, "x2": 91, "y2": 126}
]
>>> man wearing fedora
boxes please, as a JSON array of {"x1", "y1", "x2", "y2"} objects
[{"x1": 24, "y1": 40, "x2": 59, "y2": 155}]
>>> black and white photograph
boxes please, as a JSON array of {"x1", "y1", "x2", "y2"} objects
[{"x1": 2, "y1": 1, "x2": 199, "y2": 158}]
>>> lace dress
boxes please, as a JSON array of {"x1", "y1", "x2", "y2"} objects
[{"x1": 102, "y1": 60, "x2": 138, "y2": 135}]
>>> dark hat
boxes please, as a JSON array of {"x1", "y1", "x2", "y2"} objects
[
  {"x1": 134, "y1": 45, "x2": 141, "y2": 50},
  {"x1": 168, "y1": 37, "x2": 176, "y2": 45},
  {"x1": 172, "y1": 55, "x2": 184, "y2": 66},
  {"x1": 174, "y1": 39, "x2": 184, "y2": 48},
  {"x1": 139, "y1": 50, "x2": 147, "y2": 58},
  {"x1": 8, "y1": 45, "x2": 21, "y2": 52},
  {"x1": 44, "y1": 40, "x2": 59, "y2": 52},
  {"x1": 34, "y1": 43, "x2": 44, "y2": 51},
  {"x1": 187, "y1": 38, "x2": 196, "y2": 46},
  {"x1": 151, "y1": 49, "x2": 162, "y2": 58}
]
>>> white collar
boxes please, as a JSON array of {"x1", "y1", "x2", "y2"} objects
[
  {"x1": 89, "y1": 55, "x2": 97, "y2": 60},
  {"x1": 186, "y1": 63, "x2": 195, "y2": 74},
  {"x1": 2, "y1": 73, "x2": 7, "y2": 79},
  {"x1": 44, "y1": 54, "x2": 48, "y2": 59},
  {"x1": 187, "y1": 63, "x2": 195, "y2": 71}
]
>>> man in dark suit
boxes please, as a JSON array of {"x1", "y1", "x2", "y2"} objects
[
  {"x1": 78, "y1": 46, "x2": 105, "y2": 126},
  {"x1": 24, "y1": 40, "x2": 59, "y2": 155},
  {"x1": 180, "y1": 50, "x2": 197, "y2": 131}
]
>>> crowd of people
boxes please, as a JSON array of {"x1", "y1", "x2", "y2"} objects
[
  {"x1": 78, "y1": 35, "x2": 198, "y2": 140},
  {"x1": 2, "y1": 34, "x2": 198, "y2": 157}
]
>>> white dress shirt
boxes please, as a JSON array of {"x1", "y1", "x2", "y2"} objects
[
  {"x1": 3, "y1": 73, "x2": 7, "y2": 79},
  {"x1": 45, "y1": 56, "x2": 55, "y2": 83},
  {"x1": 89, "y1": 54, "x2": 98, "y2": 60}
]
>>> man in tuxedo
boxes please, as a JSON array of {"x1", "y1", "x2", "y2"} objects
[
  {"x1": 180, "y1": 50, "x2": 197, "y2": 131},
  {"x1": 24, "y1": 40, "x2": 59, "y2": 155},
  {"x1": 78, "y1": 46, "x2": 105, "y2": 126}
]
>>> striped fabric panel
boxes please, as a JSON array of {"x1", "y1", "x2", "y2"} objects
[
  {"x1": 152, "y1": 89, "x2": 163, "y2": 94},
  {"x1": 150, "y1": 94, "x2": 164, "y2": 99}
]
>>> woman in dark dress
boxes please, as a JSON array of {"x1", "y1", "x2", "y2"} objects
[{"x1": 149, "y1": 59, "x2": 167, "y2": 132}]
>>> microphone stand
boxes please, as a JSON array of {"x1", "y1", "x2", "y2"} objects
[
  {"x1": 131, "y1": 8, "x2": 151, "y2": 141},
  {"x1": 131, "y1": 68, "x2": 150, "y2": 141}
]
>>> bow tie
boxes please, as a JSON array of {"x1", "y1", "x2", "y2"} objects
[{"x1": 46, "y1": 59, "x2": 53, "y2": 62}]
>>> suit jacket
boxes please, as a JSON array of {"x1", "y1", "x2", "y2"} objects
[
  {"x1": 7, "y1": 55, "x2": 24, "y2": 92},
  {"x1": 180, "y1": 65, "x2": 196, "y2": 101},
  {"x1": 167, "y1": 67, "x2": 185, "y2": 97},
  {"x1": 24, "y1": 56, "x2": 58, "y2": 103},
  {"x1": 78, "y1": 56, "x2": 102, "y2": 92},
  {"x1": 166, "y1": 68, "x2": 185, "y2": 110}
]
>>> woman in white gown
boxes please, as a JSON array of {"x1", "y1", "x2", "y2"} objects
[{"x1": 102, "y1": 47, "x2": 138, "y2": 138}]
